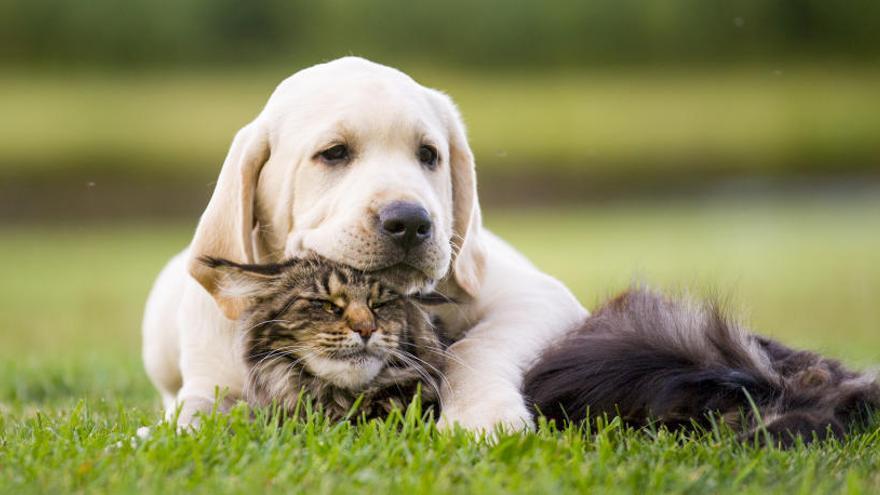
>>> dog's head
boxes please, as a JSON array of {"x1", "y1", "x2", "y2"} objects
[{"x1": 188, "y1": 57, "x2": 485, "y2": 319}]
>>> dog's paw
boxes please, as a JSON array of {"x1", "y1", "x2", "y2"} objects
[
  {"x1": 438, "y1": 390, "x2": 535, "y2": 434},
  {"x1": 166, "y1": 395, "x2": 220, "y2": 430}
]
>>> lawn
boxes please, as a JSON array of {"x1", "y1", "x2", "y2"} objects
[{"x1": 1, "y1": 196, "x2": 879, "y2": 493}]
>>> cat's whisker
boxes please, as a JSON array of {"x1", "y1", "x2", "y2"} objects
[
  {"x1": 246, "y1": 346, "x2": 321, "y2": 409},
  {"x1": 385, "y1": 352, "x2": 435, "y2": 399},
  {"x1": 385, "y1": 348, "x2": 444, "y2": 402},
  {"x1": 398, "y1": 332, "x2": 465, "y2": 367},
  {"x1": 245, "y1": 344, "x2": 311, "y2": 361},
  {"x1": 245, "y1": 345, "x2": 316, "y2": 391},
  {"x1": 392, "y1": 347, "x2": 450, "y2": 393},
  {"x1": 411, "y1": 343, "x2": 469, "y2": 370},
  {"x1": 239, "y1": 318, "x2": 293, "y2": 335}
]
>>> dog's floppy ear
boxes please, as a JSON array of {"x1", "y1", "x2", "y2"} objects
[
  {"x1": 433, "y1": 91, "x2": 486, "y2": 298},
  {"x1": 188, "y1": 120, "x2": 271, "y2": 319}
]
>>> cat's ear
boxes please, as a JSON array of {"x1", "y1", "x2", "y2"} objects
[{"x1": 198, "y1": 256, "x2": 281, "y2": 301}]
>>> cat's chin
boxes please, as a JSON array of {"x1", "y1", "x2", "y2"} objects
[{"x1": 303, "y1": 354, "x2": 384, "y2": 390}]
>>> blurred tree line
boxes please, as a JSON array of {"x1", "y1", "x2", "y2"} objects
[{"x1": 2, "y1": 0, "x2": 878, "y2": 69}]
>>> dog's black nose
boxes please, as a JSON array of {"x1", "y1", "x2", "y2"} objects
[{"x1": 378, "y1": 201, "x2": 432, "y2": 250}]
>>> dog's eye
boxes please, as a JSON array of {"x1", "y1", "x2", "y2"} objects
[
  {"x1": 317, "y1": 144, "x2": 350, "y2": 164},
  {"x1": 417, "y1": 145, "x2": 438, "y2": 169}
]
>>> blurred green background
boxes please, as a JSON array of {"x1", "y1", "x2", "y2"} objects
[{"x1": 0, "y1": 0, "x2": 878, "y2": 405}]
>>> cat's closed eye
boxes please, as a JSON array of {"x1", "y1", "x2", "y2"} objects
[
  {"x1": 306, "y1": 299, "x2": 344, "y2": 316},
  {"x1": 369, "y1": 297, "x2": 398, "y2": 309},
  {"x1": 323, "y1": 301, "x2": 344, "y2": 316}
]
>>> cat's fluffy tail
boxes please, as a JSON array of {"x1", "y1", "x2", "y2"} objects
[{"x1": 522, "y1": 287, "x2": 880, "y2": 445}]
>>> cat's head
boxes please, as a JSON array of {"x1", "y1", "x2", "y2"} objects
[{"x1": 200, "y1": 255, "x2": 429, "y2": 390}]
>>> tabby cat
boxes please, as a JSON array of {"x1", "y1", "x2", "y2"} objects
[
  {"x1": 202, "y1": 253, "x2": 879, "y2": 445},
  {"x1": 523, "y1": 287, "x2": 880, "y2": 446},
  {"x1": 201, "y1": 255, "x2": 450, "y2": 421}
]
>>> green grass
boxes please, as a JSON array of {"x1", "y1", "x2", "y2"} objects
[
  {"x1": 2, "y1": 197, "x2": 879, "y2": 493},
  {"x1": 4, "y1": 402, "x2": 880, "y2": 494},
  {"x1": 1, "y1": 65, "x2": 879, "y2": 179}
]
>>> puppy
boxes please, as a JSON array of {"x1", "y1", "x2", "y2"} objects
[{"x1": 142, "y1": 57, "x2": 587, "y2": 430}]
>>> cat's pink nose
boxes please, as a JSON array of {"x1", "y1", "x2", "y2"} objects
[
  {"x1": 346, "y1": 305, "x2": 376, "y2": 339},
  {"x1": 349, "y1": 320, "x2": 376, "y2": 339},
  {"x1": 353, "y1": 327, "x2": 374, "y2": 339}
]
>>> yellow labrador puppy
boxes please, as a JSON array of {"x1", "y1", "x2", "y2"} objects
[{"x1": 142, "y1": 57, "x2": 587, "y2": 432}]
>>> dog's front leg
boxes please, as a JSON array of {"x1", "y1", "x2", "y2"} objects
[
  {"x1": 171, "y1": 279, "x2": 246, "y2": 427},
  {"x1": 437, "y1": 266, "x2": 587, "y2": 433}
]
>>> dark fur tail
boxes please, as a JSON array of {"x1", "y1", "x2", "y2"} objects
[
  {"x1": 523, "y1": 288, "x2": 880, "y2": 445},
  {"x1": 523, "y1": 288, "x2": 777, "y2": 428}
]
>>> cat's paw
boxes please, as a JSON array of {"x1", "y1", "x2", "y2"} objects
[{"x1": 438, "y1": 391, "x2": 534, "y2": 434}]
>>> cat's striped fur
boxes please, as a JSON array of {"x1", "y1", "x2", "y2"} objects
[{"x1": 201, "y1": 256, "x2": 449, "y2": 421}]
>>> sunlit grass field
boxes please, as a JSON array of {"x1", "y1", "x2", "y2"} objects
[
  {"x1": 2, "y1": 197, "x2": 879, "y2": 493},
  {"x1": 2, "y1": 65, "x2": 879, "y2": 179}
]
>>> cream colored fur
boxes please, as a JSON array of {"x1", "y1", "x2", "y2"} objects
[{"x1": 142, "y1": 57, "x2": 587, "y2": 431}]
